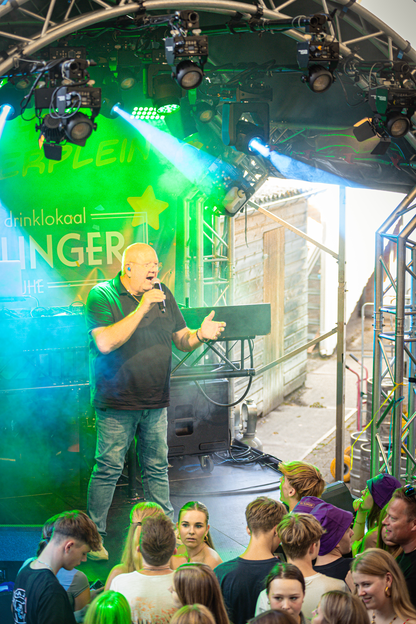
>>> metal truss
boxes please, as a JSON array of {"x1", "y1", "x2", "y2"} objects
[
  {"x1": 372, "y1": 185, "x2": 416, "y2": 481},
  {"x1": 1, "y1": 0, "x2": 415, "y2": 78}
]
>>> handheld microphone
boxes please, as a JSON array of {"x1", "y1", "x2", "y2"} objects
[{"x1": 152, "y1": 278, "x2": 166, "y2": 313}]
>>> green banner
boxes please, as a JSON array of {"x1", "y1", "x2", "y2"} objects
[{"x1": 0, "y1": 115, "x2": 191, "y2": 306}]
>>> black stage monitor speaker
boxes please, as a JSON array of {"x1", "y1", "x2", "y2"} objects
[
  {"x1": 181, "y1": 304, "x2": 271, "y2": 340},
  {"x1": 322, "y1": 480, "x2": 355, "y2": 514},
  {"x1": 167, "y1": 380, "x2": 229, "y2": 456}
]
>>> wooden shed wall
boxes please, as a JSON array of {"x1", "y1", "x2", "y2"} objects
[{"x1": 233, "y1": 194, "x2": 308, "y2": 417}]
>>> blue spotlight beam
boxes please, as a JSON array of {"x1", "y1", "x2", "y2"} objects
[
  {"x1": 249, "y1": 138, "x2": 364, "y2": 188},
  {"x1": 0, "y1": 104, "x2": 12, "y2": 139},
  {"x1": 114, "y1": 106, "x2": 218, "y2": 191}
]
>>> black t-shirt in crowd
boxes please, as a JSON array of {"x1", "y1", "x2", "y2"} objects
[
  {"x1": 85, "y1": 272, "x2": 186, "y2": 410},
  {"x1": 214, "y1": 557, "x2": 279, "y2": 624},
  {"x1": 12, "y1": 565, "x2": 75, "y2": 624},
  {"x1": 397, "y1": 549, "x2": 416, "y2": 607},
  {"x1": 313, "y1": 557, "x2": 353, "y2": 582}
]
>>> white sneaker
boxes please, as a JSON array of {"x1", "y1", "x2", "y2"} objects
[{"x1": 87, "y1": 544, "x2": 109, "y2": 561}]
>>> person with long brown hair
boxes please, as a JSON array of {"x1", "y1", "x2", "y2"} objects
[
  {"x1": 311, "y1": 591, "x2": 369, "y2": 624},
  {"x1": 351, "y1": 548, "x2": 416, "y2": 624},
  {"x1": 171, "y1": 563, "x2": 229, "y2": 624},
  {"x1": 105, "y1": 501, "x2": 163, "y2": 589},
  {"x1": 175, "y1": 501, "x2": 222, "y2": 569}
]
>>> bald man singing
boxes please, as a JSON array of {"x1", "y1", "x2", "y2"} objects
[{"x1": 85, "y1": 243, "x2": 225, "y2": 560}]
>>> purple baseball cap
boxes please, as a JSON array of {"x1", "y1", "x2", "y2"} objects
[
  {"x1": 367, "y1": 473, "x2": 401, "y2": 510},
  {"x1": 310, "y1": 501, "x2": 353, "y2": 556}
]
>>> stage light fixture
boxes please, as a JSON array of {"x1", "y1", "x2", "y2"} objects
[
  {"x1": 132, "y1": 106, "x2": 164, "y2": 121},
  {"x1": 165, "y1": 32, "x2": 208, "y2": 90},
  {"x1": 0, "y1": 104, "x2": 12, "y2": 139},
  {"x1": 303, "y1": 65, "x2": 334, "y2": 93},
  {"x1": 100, "y1": 83, "x2": 123, "y2": 119},
  {"x1": 195, "y1": 101, "x2": 216, "y2": 123},
  {"x1": 352, "y1": 85, "x2": 416, "y2": 153},
  {"x1": 152, "y1": 74, "x2": 181, "y2": 113},
  {"x1": 297, "y1": 40, "x2": 339, "y2": 93},
  {"x1": 385, "y1": 112, "x2": 411, "y2": 137},
  {"x1": 0, "y1": 82, "x2": 23, "y2": 120},
  {"x1": 118, "y1": 68, "x2": 136, "y2": 91},
  {"x1": 65, "y1": 112, "x2": 94, "y2": 142},
  {"x1": 173, "y1": 60, "x2": 203, "y2": 89},
  {"x1": 222, "y1": 102, "x2": 269, "y2": 154},
  {"x1": 101, "y1": 95, "x2": 122, "y2": 119},
  {"x1": 35, "y1": 85, "x2": 101, "y2": 159}
]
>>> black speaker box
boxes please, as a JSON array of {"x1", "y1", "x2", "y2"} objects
[
  {"x1": 167, "y1": 380, "x2": 229, "y2": 456},
  {"x1": 322, "y1": 480, "x2": 355, "y2": 514}
]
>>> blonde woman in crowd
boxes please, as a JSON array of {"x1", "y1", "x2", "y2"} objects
[
  {"x1": 352, "y1": 549, "x2": 416, "y2": 624},
  {"x1": 175, "y1": 501, "x2": 222, "y2": 569},
  {"x1": 105, "y1": 501, "x2": 163, "y2": 590},
  {"x1": 311, "y1": 591, "x2": 368, "y2": 624}
]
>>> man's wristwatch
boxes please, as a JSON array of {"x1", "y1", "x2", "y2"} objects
[{"x1": 196, "y1": 329, "x2": 209, "y2": 343}]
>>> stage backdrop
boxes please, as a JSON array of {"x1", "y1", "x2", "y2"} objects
[{"x1": 0, "y1": 114, "x2": 193, "y2": 306}]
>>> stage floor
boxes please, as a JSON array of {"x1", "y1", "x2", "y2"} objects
[{"x1": 0, "y1": 453, "x2": 283, "y2": 585}]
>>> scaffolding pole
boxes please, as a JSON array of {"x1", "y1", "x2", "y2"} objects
[{"x1": 372, "y1": 185, "x2": 416, "y2": 479}]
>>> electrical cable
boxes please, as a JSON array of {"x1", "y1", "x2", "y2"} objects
[
  {"x1": 194, "y1": 338, "x2": 254, "y2": 408},
  {"x1": 170, "y1": 480, "x2": 281, "y2": 497}
]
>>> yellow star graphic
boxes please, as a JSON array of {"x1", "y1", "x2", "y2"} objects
[{"x1": 127, "y1": 186, "x2": 169, "y2": 230}]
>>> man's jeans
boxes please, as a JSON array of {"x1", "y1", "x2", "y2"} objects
[{"x1": 87, "y1": 407, "x2": 174, "y2": 535}]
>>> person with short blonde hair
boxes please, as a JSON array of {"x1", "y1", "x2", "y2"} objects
[
  {"x1": 279, "y1": 462, "x2": 325, "y2": 511},
  {"x1": 352, "y1": 548, "x2": 416, "y2": 624},
  {"x1": 311, "y1": 591, "x2": 369, "y2": 624},
  {"x1": 277, "y1": 514, "x2": 324, "y2": 560},
  {"x1": 257, "y1": 514, "x2": 346, "y2": 620},
  {"x1": 214, "y1": 497, "x2": 287, "y2": 624}
]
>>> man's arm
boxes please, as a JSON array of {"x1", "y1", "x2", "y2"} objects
[
  {"x1": 172, "y1": 310, "x2": 226, "y2": 352},
  {"x1": 92, "y1": 288, "x2": 165, "y2": 354}
]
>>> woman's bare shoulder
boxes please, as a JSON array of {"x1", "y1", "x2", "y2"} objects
[
  {"x1": 203, "y1": 547, "x2": 223, "y2": 569},
  {"x1": 170, "y1": 553, "x2": 189, "y2": 570},
  {"x1": 104, "y1": 563, "x2": 129, "y2": 590}
]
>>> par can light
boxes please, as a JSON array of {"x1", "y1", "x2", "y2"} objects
[
  {"x1": 174, "y1": 60, "x2": 204, "y2": 90},
  {"x1": 386, "y1": 112, "x2": 411, "y2": 137},
  {"x1": 303, "y1": 65, "x2": 334, "y2": 93},
  {"x1": 65, "y1": 112, "x2": 94, "y2": 143}
]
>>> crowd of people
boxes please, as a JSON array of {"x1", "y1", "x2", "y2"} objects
[{"x1": 10, "y1": 460, "x2": 416, "y2": 624}]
